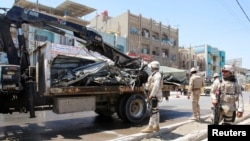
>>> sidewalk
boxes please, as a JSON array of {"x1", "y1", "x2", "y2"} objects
[
  {"x1": 110, "y1": 103, "x2": 250, "y2": 141},
  {"x1": 141, "y1": 103, "x2": 250, "y2": 141}
]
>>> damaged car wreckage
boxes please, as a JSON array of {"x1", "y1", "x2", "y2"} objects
[{"x1": 0, "y1": 5, "x2": 182, "y2": 123}]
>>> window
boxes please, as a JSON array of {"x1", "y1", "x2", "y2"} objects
[
  {"x1": 130, "y1": 27, "x2": 138, "y2": 35},
  {"x1": 141, "y1": 47, "x2": 149, "y2": 54},
  {"x1": 182, "y1": 61, "x2": 186, "y2": 67},
  {"x1": 161, "y1": 38, "x2": 168, "y2": 44},
  {"x1": 152, "y1": 47, "x2": 159, "y2": 56},
  {"x1": 59, "y1": 36, "x2": 74, "y2": 46},
  {"x1": 152, "y1": 32, "x2": 159, "y2": 41},
  {"x1": 141, "y1": 28, "x2": 150, "y2": 38},
  {"x1": 171, "y1": 54, "x2": 176, "y2": 61},
  {"x1": 221, "y1": 56, "x2": 225, "y2": 62},
  {"x1": 173, "y1": 40, "x2": 177, "y2": 46},
  {"x1": 161, "y1": 34, "x2": 169, "y2": 44},
  {"x1": 162, "y1": 49, "x2": 169, "y2": 58},
  {"x1": 35, "y1": 35, "x2": 47, "y2": 42}
]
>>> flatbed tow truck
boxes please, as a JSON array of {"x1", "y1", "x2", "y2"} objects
[{"x1": 0, "y1": 4, "x2": 180, "y2": 124}]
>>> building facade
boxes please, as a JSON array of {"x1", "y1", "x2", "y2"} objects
[
  {"x1": 178, "y1": 47, "x2": 206, "y2": 71},
  {"x1": 98, "y1": 32, "x2": 127, "y2": 53},
  {"x1": 88, "y1": 10, "x2": 179, "y2": 67},
  {"x1": 194, "y1": 44, "x2": 225, "y2": 80},
  {"x1": 226, "y1": 58, "x2": 248, "y2": 85},
  {"x1": 246, "y1": 71, "x2": 250, "y2": 83}
]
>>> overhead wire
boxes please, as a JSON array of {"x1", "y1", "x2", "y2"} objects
[
  {"x1": 216, "y1": 0, "x2": 249, "y2": 34},
  {"x1": 241, "y1": 0, "x2": 250, "y2": 10},
  {"x1": 236, "y1": 0, "x2": 250, "y2": 23},
  {"x1": 218, "y1": 0, "x2": 242, "y2": 24}
]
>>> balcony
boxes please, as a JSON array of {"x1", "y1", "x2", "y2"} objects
[{"x1": 141, "y1": 38, "x2": 150, "y2": 44}]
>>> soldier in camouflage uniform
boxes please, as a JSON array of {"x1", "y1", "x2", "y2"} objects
[
  {"x1": 210, "y1": 65, "x2": 244, "y2": 125},
  {"x1": 141, "y1": 61, "x2": 163, "y2": 133},
  {"x1": 188, "y1": 67, "x2": 204, "y2": 121},
  {"x1": 213, "y1": 73, "x2": 220, "y2": 83}
]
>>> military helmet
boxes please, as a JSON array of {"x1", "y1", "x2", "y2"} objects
[
  {"x1": 149, "y1": 61, "x2": 160, "y2": 69},
  {"x1": 213, "y1": 73, "x2": 219, "y2": 78},
  {"x1": 222, "y1": 65, "x2": 234, "y2": 73},
  {"x1": 190, "y1": 67, "x2": 197, "y2": 73}
]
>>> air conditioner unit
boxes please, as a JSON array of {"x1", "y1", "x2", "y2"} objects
[{"x1": 162, "y1": 52, "x2": 165, "y2": 58}]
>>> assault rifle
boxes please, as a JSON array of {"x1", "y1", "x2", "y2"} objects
[
  {"x1": 212, "y1": 81, "x2": 222, "y2": 125},
  {"x1": 143, "y1": 84, "x2": 152, "y2": 116}
]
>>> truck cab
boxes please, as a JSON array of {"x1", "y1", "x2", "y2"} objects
[{"x1": 203, "y1": 81, "x2": 212, "y2": 96}]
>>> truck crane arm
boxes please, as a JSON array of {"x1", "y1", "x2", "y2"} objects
[{"x1": 5, "y1": 5, "x2": 137, "y2": 68}]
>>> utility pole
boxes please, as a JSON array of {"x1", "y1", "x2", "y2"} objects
[
  {"x1": 188, "y1": 45, "x2": 192, "y2": 71},
  {"x1": 36, "y1": 0, "x2": 39, "y2": 11},
  {"x1": 95, "y1": 11, "x2": 98, "y2": 31},
  {"x1": 187, "y1": 45, "x2": 192, "y2": 83}
]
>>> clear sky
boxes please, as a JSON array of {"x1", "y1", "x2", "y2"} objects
[{"x1": 1, "y1": 0, "x2": 250, "y2": 69}]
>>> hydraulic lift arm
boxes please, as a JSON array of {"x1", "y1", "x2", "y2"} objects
[{"x1": 5, "y1": 5, "x2": 135, "y2": 66}]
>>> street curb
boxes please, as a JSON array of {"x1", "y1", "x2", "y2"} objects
[
  {"x1": 109, "y1": 115, "x2": 210, "y2": 141},
  {"x1": 109, "y1": 105, "x2": 250, "y2": 141},
  {"x1": 173, "y1": 129, "x2": 207, "y2": 141},
  {"x1": 171, "y1": 106, "x2": 250, "y2": 141}
]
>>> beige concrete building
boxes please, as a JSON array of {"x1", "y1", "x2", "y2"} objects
[
  {"x1": 88, "y1": 10, "x2": 179, "y2": 67},
  {"x1": 178, "y1": 47, "x2": 206, "y2": 71}
]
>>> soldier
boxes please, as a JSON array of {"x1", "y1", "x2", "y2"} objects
[
  {"x1": 141, "y1": 61, "x2": 163, "y2": 133},
  {"x1": 213, "y1": 73, "x2": 220, "y2": 82},
  {"x1": 210, "y1": 65, "x2": 244, "y2": 125},
  {"x1": 211, "y1": 73, "x2": 221, "y2": 87},
  {"x1": 211, "y1": 73, "x2": 220, "y2": 91},
  {"x1": 210, "y1": 72, "x2": 221, "y2": 124},
  {"x1": 188, "y1": 67, "x2": 204, "y2": 121}
]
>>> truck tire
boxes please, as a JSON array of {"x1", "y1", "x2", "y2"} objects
[
  {"x1": 116, "y1": 94, "x2": 131, "y2": 121},
  {"x1": 204, "y1": 90, "x2": 210, "y2": 96},
  {"x1": 123, "y1": 94, "x2": 147, "y2": 123}
]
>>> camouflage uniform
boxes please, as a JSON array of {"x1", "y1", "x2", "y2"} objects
[
  {"x1": 147, "y1": 70, "x2": 163, "y2": 127},
  {"x1": 188, "y1": 73, "x2": 204, "y2": 120},
  {"x1": 210, "y1": 77, "x2": 244, "y2": 125},
  {"x1": 141, "y1": 61, "x2": 163, "y2": 133}
]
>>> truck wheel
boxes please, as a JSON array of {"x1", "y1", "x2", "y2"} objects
[
  {"x1": 204, "y1": 90, "x2": 210, "y2": 96},
  {"x1": 123, "y1": 94, "x2": 147, "y2": 123},
  {"x1": 116, "y1": 94, "x2": 131, "y2": 121}
]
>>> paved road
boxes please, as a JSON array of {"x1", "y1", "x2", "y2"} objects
[
  {"x1": 138, "y1": 92, "x2": 250, "y2": 141},
  {"x1": 0, "y1": 92, "x2": 210, "y2": 141},
  {"x1": 0, "y1": 92, "x2": 248, "y2": 141}
]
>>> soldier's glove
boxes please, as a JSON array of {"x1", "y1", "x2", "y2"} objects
[
  {"x1": 149, "y1": 95, "x2": 153, "y2": 100},
  {"x1": 237, "y1": 112, "x2": 243, "y2": 118},
  {"x1": 212, "y1": 99, "x2": 217, "y2": 106}
]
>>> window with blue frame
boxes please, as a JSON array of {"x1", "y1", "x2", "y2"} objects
[
  {"x1": 130, "y1": 27, "x2": 138, "y2": 35},
  {"x1": 221, "y1": 56, "x2": 225, "y2": 62}
]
